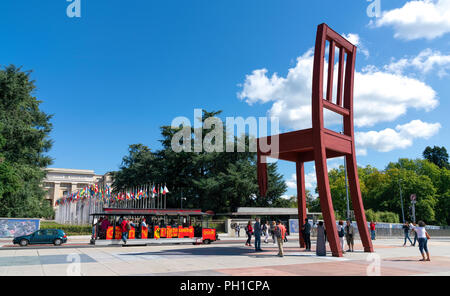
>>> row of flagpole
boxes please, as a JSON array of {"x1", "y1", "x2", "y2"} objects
[
  {"x1": 55, "y1": 183, "x2": 170, "y2": 210},
  {"x1": 54, "y1": 183, "x2": 171, "y2": 224}
]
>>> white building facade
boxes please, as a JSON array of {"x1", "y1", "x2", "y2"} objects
[{"x1": 43, "y1": 168, "x2": 112, "y2": 207}]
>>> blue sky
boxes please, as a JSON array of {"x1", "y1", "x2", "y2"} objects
[{"x1": 1, "y1": 0, "x2": 449, "y2": 198}]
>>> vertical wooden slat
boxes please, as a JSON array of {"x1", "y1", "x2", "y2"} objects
[
  {"x1": 336, "y1": 47, "x2": 345, "y2": 107},
  {"x1": 326, "y1": 40, "x2": 335, "y2": 102}
]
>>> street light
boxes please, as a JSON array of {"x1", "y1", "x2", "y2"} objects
[
  {"x1": 344, "y1": 156, "x2": 350, "y2": 220},
  {"x1": 340, "y1": 131, "x2": 350, "y2": 220},
  {"x1": 398, "y1": 178, "x2": 405, "y2": 223}
]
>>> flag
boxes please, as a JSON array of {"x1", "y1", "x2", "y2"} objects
[
  {"x1": 152, "y1": 185, "x2": 157, "y2": 198},
  {"x1": 162, "y1": 185, "x2": 169, "y2": 195}
]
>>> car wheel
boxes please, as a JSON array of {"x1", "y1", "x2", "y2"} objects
[
  {"x1": 54, "y1": 239, "x2": 62, "y2": 246},
  {"x1": 19, "y1": 239, "x2": 28, "y2": 247}
]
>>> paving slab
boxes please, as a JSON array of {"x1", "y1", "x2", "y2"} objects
[{"x1": 1, "y1": 238, "x2": 449, "y2": 276}]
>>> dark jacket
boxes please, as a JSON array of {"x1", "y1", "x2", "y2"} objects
[{"x1": 254, "y1": 222, "x2": 261, "y2": 236}]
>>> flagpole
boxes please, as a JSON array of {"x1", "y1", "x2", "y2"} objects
[{"x1": 157, "y1": 184, "x2": 160, "y2": 209}]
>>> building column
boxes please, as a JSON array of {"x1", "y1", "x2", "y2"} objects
[
  {"x1": 71, "y1": 183, "x2": 78, "y2": 194},
  {"x1": 53, "y1": 182, "x2": 60, "y2": 207}
]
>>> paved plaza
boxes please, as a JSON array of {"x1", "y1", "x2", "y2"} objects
[{"x1": 1, "y1": 236, "x2": 450, "y2": 276}]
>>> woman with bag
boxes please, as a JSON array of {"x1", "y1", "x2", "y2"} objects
[
  {"x1": 245, "y1": 220, "x2": 253, "y2": 247},
  {"x1": 413, "y1": 220, "x2": 431, "y2": 261},
  {"x1": 337, "y1": 220, "x2": 345, "y2": 253}
]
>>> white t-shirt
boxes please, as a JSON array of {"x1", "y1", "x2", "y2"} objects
[{"x1": 413, "y1": 226, "x2": 427, "y2": 238}]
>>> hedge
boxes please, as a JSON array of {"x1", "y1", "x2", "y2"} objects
[{"x1": 40, "y1": 221, "x2": 92, "y2": 236}]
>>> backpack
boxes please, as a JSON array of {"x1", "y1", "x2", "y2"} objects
[
  {"x1": 274, "y1": 226, "x2": 282, "y2": 239},
  {"x1": 126, "y1": 222, "x2": 131, "y2": 231},
  {"x1": 338, "y1": 227, "x2": 344, "y2": 237}
]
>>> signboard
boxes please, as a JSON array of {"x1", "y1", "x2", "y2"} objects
[
  {"x1": 410, "y1": 194, "x2": 416, "y2": 203},
  {"x1": 289, "y1": 219, "x2": 299, "y2": 234},
  {"x1": 0, "y1": 218, "x2": 40, "y2": 238}
]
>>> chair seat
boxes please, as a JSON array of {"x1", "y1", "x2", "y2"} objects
[{"x1": 258, "y1": 128, "x2": 353, "y2": 162}]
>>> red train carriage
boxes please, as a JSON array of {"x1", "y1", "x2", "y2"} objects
[{"x1": 90, "y1": 208, "x2": 217, "y2": 246}]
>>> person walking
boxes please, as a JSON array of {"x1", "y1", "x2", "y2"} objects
[
  {"x1": 254, "y1": 218, "x2": 262, "y2": 252},
  {"x1": 275, "y1": 220, "x2": 286, "y2": 257},
  {"x1": 403, "y1": 221, "x2": 413, "y2": 246},
  {"x1": 245, "y1": 221, "x2": 253, "y2": 247},
  {"x1": 337, "y1": 220, "x2": 345, "y2": 253},
  {"x1": 264, "y1": 221, "x2": 270, "y2": 243},
  {"x1": 270, "y1": 221, "x2": 277, "y2": 245},
  {"x1": 316, "y1": 221, "x2": 326, "y2": 256},
  {"x1": 121, "y1": 217, "x2": 129, "y2": 244},
  {"x1": 411, "y1": 222, "x2": 418, "y2": 246},
  {"x1": 370, "y1": 221, "x2": 376, "y2": 240},
  {"x1": 283, "y1": 222, "x2": 289, "y2": 242},
  {"x1": 412, "y1": 221, "x2": 431, "y2": 261},
  {"x1": 345, "y1": 220, "x2": 355, "y2": 252},
  {"x1": 235, "y1": 224, "x2": 240, "y2": 238},
  {"x1": 302, "y1": 218, "x2": 312, "y2": 251}
]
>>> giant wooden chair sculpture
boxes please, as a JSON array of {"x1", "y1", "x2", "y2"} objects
[{"x1": 257, "y1": 23, "x2": 374, "y2": 257}]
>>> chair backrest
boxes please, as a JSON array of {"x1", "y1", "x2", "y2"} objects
[{"x1": 311, "y1": 23, "x2": 357, "y2": 137}]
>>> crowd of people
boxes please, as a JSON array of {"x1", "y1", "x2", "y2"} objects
[
  {"x1": 235, "y1": 219, "x2": 288, "y2": 257},
  {"x1": 234, "y1": 218, "x2": 431, "y2": 261}
]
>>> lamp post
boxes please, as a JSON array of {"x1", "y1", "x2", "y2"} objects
[
  {"x1": 344, "y1": 157, "x2": 350, "y2": 220},
  {"x1": 341, "y1": 131, "x2": 351, "y2": 220},
  {"x1": 398, "y1": 178, "x2": 405, "y2": 223}
]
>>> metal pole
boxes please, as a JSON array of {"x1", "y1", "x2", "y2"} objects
[
  {"x1": 399, "y1": 179, "x2": 405, "y2": 223},
  {"x1": 344, "y1": 157, "x2": 350, "y2": 220}
]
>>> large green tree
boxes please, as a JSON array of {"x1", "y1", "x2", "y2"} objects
[
  {"x1": 0, "y1": 65, "x2": 54, "y2": 218},
  {"x1": 423, "y1": 146, "x2": 449, "y2": 169},
  {"x1": 323, "y1": 157, "x2": 448, "y2": 225},
  {"x1": 112, "y1": 110, "x2": 287, "y2": 213}
]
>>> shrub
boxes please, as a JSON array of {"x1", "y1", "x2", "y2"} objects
[
  {"x1": 365, "y1": 210, "x2": 399, "y2": 223},
  {"x1": 40, "y1": 221, "x2": 92, "y2": 236}
]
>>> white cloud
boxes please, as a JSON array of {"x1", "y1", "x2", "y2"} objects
[
  {"x1": 355, "y1": 120, "x2": 441, "y2": 153},
  {"x1": 342, "y1": 33, "x2": 369, "y2": 58},
  {"x1": 384, "y1": 48, "x2": 450, "y2": 78},
  {"x1": 238, "y1": 48, "x2": 438, "y2": 130},
  {"x1": 286, "y1": 173, "x2": 297, "y2": 189},
  {"x1": 374, "y1": 0, "x2": 450, "y2": 40},
  {"x1": 285, "y1": 172, "x2": 317, "y2": 191}
]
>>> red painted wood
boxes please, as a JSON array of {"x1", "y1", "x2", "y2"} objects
[
  {"x1": 256, "y1": 23, "x2": 374, "y2": 257},
  {"x1": 336, "y1": 47, "x2": 345, "y2": 107},
  {"x1": 326, "y1": 40, "x2": 335, "y2": 102},
  {"x1": 296, "y1": 161, "x2": 307, "y2": 248}
]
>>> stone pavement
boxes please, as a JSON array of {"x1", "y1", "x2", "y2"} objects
[{"x1": 1, "y1": 238, "x2": 449, "y2": 276}]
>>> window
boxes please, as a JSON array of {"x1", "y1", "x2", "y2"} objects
[{"x1": 46, "y1": 230, "x2": 57, "y2": 236}]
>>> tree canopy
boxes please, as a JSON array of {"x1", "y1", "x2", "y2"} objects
[
  {"x1": 325, "y1": 156, "x2": 449, "y2": 225},
  {"x1": 0, "y1": 65, "x2": 54, "y2": 218},
  {"x1": 423, "y1": 146, "x2": 449, "y2": 169}
]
